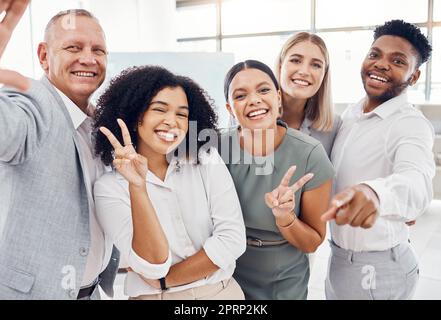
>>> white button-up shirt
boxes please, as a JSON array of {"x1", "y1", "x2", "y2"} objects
[
  {"x1": 94, "y1": 148, "x2": 246, "y2": 297},
  {"x1": 331, "y1": 93, "x2": 435, "y2": 252},
  {"x1": 54, "y1": 87, "x2": 112, "y2": 287}
]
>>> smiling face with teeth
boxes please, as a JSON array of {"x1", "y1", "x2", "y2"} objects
[
  {"x1": 137, "y1": 86, "x2": 189, "y2": 159},
  {"x1": 280, "y1": 41, "x2": 326, "y2": 103},
  {"x1": 361, "y1": 35, "x2": 420, "y2": 111},
  {"x1": 38, "y1": 16, "x2": 107, "y2": 110},
  {"x1": 226, "y1": 68, "x2": 281, "y2": 131}
]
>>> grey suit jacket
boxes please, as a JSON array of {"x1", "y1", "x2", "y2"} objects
[{"x1": 0, "y1": 77, "x2": 119, "y2": 299}]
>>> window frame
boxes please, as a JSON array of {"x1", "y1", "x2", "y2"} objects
[{"x1": 177, "y1": 0, "x2": 441, "y2": 102}]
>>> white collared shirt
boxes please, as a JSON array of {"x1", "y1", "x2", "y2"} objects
[
  {"x1": 331, "y1": 93, "x2": 435, "y2": 252},
  {"x1": 54, "y1": 87, "x2": 112, "y2": 287},
  {"x1": 94, "y1": 148, "x2": 246, "y2": 297}
]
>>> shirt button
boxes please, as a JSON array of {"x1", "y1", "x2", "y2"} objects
[
  {"x1": 69, "y1": 289, "x2": 77, "y2": 299},
  {"x1": 79, "y1": 247, "x2": 89, "y2": 256}
]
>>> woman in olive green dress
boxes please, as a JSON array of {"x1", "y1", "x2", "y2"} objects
[{"x1": 220, "y1": 60, "x2": 334, "y2": 299}]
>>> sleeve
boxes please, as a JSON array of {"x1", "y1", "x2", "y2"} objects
[
  {"x1": 94, "y1": 174, "x2": 172, "y2": 279},
  {"x1": 0, "y1": 81, "x2": 51, "y2": 164},
  {"x1": 362, "y1": 115, "x2": 435, "y2": 221},
  {"x1": 200, "y1": 148, "x2": 247, "y2": 270},
  {"x1": 328, "y1": 115, "x2": 343, "y2": 158},
  {"x1": 304, "y1": 143, "x2": 335, "y2": 191},
  {"x1": 334, "y1": 114, "x2": 343, "y2": 132}
]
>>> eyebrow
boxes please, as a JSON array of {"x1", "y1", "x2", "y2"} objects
[
  {"x1": 150, "y1": 100, "x2": 189, "y2": 110},
  {"x1": 61, "y1": 40, "x2": 82, "y2": 47},
  {"x1": 61, "y1": 40, "x2": 107, "y2": 50},
  {"x1": 371, "y1": 47, "x2": 409, "y2": 59},
  {"x1": 289, "y1": 53, "x2": 324, "y2": 64},
  {"x1": 232, "y1": 81, "x2": 272, "y2": 95}
]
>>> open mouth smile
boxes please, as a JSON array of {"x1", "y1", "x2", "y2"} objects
[
  {"x1": 154, "y1": 130, "x2": 179, "y2": 142},
  {"x1": 367, "y1": 72, "x2": 389, "y2": 84},
  {"x1": 71, "y1": 71, "x2": 98, "y2": 78},
  {"x1": 292, "y1": 78, "x2": 311, "y2": 86},
  {"x1": 246, "y1": 108, "x2": 269, "y2": 120}
]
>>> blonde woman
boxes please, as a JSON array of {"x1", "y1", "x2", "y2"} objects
[{"x1": 275, "y1": 32, "x2": 341, "y2": 157}]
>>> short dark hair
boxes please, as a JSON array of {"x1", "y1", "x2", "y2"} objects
[
  {"x1": 44, "y1": 9, "x2": 101, "y2": 41},
  {"x1": 224, "y1": 59, "x2": 280, "y2": 102},
  {"x1": 373, "y1": 19, "x2": 432, "y2": 66},
  {"x1": 93, "y1": 65, "x2": 218, "y2": 166}
]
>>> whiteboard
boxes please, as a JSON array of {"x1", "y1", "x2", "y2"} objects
[{"x1": 92, "y1": 52, "x2": 235, "y2": 128}]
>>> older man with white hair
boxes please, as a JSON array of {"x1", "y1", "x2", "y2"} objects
[{"x1": 0, "y1": 0, "x2": 119, "y2": 299}]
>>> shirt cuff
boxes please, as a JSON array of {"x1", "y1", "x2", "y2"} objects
[
  {"x1": 127, "y1": 247, "x2": 172, "y2": 279},
  {"x1": 203, "y1": 238, "x2": 242, "y2": 271},
  {"x1": 360, "y1": 180, "x2": 389, "y2": 217}
]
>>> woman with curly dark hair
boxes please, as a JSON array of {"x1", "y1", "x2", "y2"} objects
[{"x1": 93, "y1": 65, "x2": 246, "y2": 300}]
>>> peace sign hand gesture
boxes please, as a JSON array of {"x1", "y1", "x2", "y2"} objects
[
  {"x1": 0, "y1": 0, "x2": 30, "y2": 91},
  {"x1": 265, "y1": 165, "x2": 314, "y2": 226},
  {"x1": 100, "y1": 119, "x2": 148, "y2": 188}
]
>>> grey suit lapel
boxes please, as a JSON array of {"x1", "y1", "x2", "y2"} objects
[
  {"x1": 40, "y1": 76, "x2": 91, "y2": 218},
  {"x1": 40, "y1": 76, "x2": 77, "y2": 133}
]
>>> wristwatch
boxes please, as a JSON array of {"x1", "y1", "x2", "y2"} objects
[{"x1": 159, "y1": 277, "x2": 168, "y2": 291}]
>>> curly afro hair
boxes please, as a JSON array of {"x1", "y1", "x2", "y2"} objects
[
  {"x1": 374, "y1": 20, "x2": 432, "y2": 66},
  {"x1": 93, "y1": 65, "x2": 218, "y2": 166}
]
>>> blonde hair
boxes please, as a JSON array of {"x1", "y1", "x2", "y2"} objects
[{"x1": 275, "y1": 32, "x2": 334, "y2": 132}]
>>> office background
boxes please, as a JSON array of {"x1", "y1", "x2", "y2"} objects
[
  {"x1": 2, "y1": 0, "x2": 440, "y2": 299},
  {"x1": 4, "y1": 0, "x2": 441, "y2": 104}
]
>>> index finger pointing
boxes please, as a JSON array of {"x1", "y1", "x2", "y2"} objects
[
  {"x1": 332, "y1": 188, "x2": 356, "y2": 208},
  {"x1": 99, "y1": 126, "x2": 123, "y2": 149},
  {"x1": 321, "y1": 205, "x2": 338, "y2": 222},
  {"x1": 117, "y1": 118, "x2": 132, "y2": 147}
]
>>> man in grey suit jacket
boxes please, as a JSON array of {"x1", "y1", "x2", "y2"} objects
[{"x1": 0, "y1": 1, "x2": 119, "y2": 299}]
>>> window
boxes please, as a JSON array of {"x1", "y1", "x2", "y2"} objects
[
  {"x1": 176, "y1": 39, "x2": 217, "y2": 52},
  {"x1": 435, "y1": 0, "x2": 441, "y2": 21},
  {"x1": 316, "y1": 0, "x2": 428, "y2": 29},
  {"x1": 222, "y1": 35, "x2": 289, "y2": 66},
  {"x1": 177, "y1": 0, "x2": 437, "y2": 102},
  {"x1": 318, "y1": 31, "x2": 372, "y2": 103},
  {"x1": 431, "y1": 27, "x2": 441, "y2": 102},
  {"x1": 221, "y1": 0, "x2": 310, "y2": 35},
  {"x1": 176, "y1": 3, "x2": 217, "y2": 38},
  {"x1": 82, "y1": 0, "x2": 141, "y2": 52}
]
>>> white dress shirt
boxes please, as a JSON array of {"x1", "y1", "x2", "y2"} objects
[
  {"x1": 94, "y1": 148, "x2": 246, "y2": 297},
  {"x1": 54, "y1": 87, "x2": 113, "y2": 287},
  {"x1": 331, "y1": 93, "x2": 435, "y2": 252}
]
